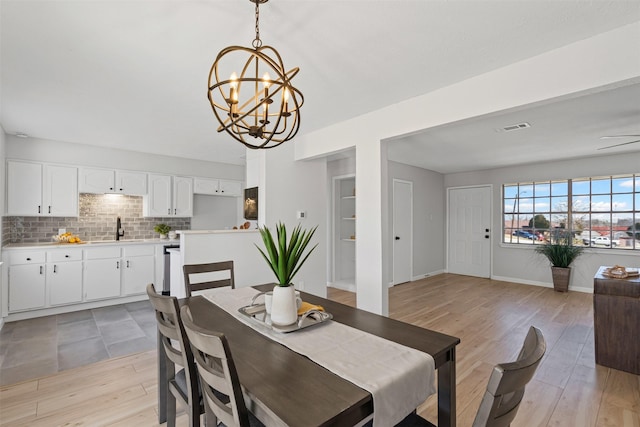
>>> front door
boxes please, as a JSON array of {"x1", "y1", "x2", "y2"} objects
[{"x1": 448, "y1": 186, "x2": 491, "y2": 277}]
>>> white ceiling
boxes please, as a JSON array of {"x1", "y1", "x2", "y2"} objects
[{"x1": 1, "y1": 1, "x2": 639, "y2": 172}]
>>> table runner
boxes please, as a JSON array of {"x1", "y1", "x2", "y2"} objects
[{"x1": 201, "y1": 287, "x2": 436, "y2": 427}]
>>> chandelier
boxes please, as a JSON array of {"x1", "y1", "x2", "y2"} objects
[{"x1": 207, "y1": 0, "x2": 303, "y2": 149}]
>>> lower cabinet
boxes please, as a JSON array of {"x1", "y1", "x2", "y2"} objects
[{"x1": 5, "y1": 244, "x2": 157, "y2": 314}]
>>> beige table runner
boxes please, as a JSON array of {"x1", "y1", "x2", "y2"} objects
[{"x1": 202, "y1": 287, "x2": 436, "y2": 427}]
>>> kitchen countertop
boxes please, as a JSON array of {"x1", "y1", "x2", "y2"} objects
[{"x1": 2, "y1": 238, "x2": 179, "y2": 250}]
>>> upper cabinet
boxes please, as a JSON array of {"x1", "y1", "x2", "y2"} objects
[
  {"x1": 7, "y1": 161, "x2": 78, "y2": 217},
  {"x1": 79, "y1": 168, "x2": 147, "y2": 195},
  {"x1": 144, "y1": 174, "x2": 193, "y2": 217},
  {"x1": 194, "y1": 177, "x2": 242, "y2": 196}
]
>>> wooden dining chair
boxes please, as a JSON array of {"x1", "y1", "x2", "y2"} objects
[
  {"x1": 180, "y1": 305, "x2": 265, "y2": 427},
  {"x1": 183, "y1": 261, "x2": 235, "y2": 297},
  {"x1": 146, "y1": 283, "x2": 203, "y2": 427},
  {"x1": 397, "y1": 326, "x2": 546, "y2": 427}
]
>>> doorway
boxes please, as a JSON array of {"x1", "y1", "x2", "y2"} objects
[
  {"x1": 447, "y1": 185, "x2": 491, "y2": 277},
  {"x1": 392, "y1": 179, "x2": 413, "y2": 285}
]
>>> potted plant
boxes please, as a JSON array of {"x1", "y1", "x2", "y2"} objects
[
  {"x1": 256, "y1": 222, "x2": 318, "y2": 325},
  {"x1": 535, "y1": 237, "x2": 584, "y2": 292},
  {"x1": 154, "y1": 223, "x2": 171, "y2": 239}
]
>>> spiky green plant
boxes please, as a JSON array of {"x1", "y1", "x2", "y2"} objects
[
  {"x1": 256, "y1": 222, "x2": 318, "y2": 286},
  {"x1": 534, "y1": 238, "x2": 584, "y2": 268}
]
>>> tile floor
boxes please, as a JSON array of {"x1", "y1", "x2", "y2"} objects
[{"x1": 0, "y1": 300, "x2": 157, "y2": 386}]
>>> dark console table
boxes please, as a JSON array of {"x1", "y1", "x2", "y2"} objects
[{"x1": 593, "y1": 266, "x2": 640, "y2": 374}]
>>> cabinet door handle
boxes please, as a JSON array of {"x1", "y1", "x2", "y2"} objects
[
  {"x1": 116, "y1": 261, "x2": 120, "y2": 269},
  {"x1": 168, "y1": 208, "x2": 171, "y2": 215},
  {"x1": 48, "y1": 206, "x2": 51, "y2": 214},
  {"x1": 38, "y1": 205, "x2": 41, "y2": 214},
  {"x1": 126, "y1": 260, "x2": 130, "y2": 268},
  {"x1": 39, "y1": 266, "x2": 43, "y2": 275},
  {"x1": 174, "y1": 208, "x2": 177, "y2": 215},
  {"x1": 53, "y1": 265, "x2": 57, "y2": 273}
]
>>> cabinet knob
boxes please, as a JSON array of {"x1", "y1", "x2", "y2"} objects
[
  {"x1": 110, "y1": 187, "x2": 113, "y2": 190},
  {"x1": 395, "y1": 236, "x2": 400, "y2": 240},
  {"x1": 26, "y1": 257, "x2": 31, "y2": 261},
  {"x1": 119, "y1": 188, "x2": 123, "y2": 191},
  {"x1": 65, "y1": 254, "x2": 70, "y2": 258}
]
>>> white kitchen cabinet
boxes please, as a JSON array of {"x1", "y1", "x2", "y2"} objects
[
  {"x1": 121, "y1": 245, "x2": 155, "y2": 295},
  {"x1": 144, "y1": 174, "x2": 193, "y2": 217},
  {"x1": 79, "y1": 168, "x2": 147, "y2": 195},
  {"x1": 194, "y1": 177, "x2": 242, "y2": 196},
  {"x1": 7, "y1": 161, "x2": 78, "y2": 216},
  {"x1": 47, "y1": 249, "x2": 83, "y2": 306},
  {"x1": 84, "y1": 247, "x2": 121, "y2": 301},
  {"x1": 8, "y1": 251, "x2": 47, "y2": 312}
]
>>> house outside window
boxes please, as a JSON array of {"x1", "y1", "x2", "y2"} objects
[{"x1": 503, "y1": 174, "x2": 639, "y2": 250}]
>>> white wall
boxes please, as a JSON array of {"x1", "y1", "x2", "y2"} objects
[
  {"x1": 387, "y1": 161, "x2": 445, "y2": 283},
  {"x1": 6, "y1": 136, "x2": 245, "y2": 180},
  {"x1": 0, "y1": 128, "x2": 5, "y2": 328},
  {"x1": 289, "y1": 22, "x2": 640, "y2": 314},
  {"x1": 444, "y1": 152, "x2": 640, "y2": 292},
  {"x1": 263, "y1": 142, "x2": 328, "y2": 297}
]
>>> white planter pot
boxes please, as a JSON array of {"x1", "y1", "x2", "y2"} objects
[{"x1": 270, "y1": 285, "x2": 298, "y2": 326}]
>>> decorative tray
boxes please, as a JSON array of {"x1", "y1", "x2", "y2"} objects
[{"x1": 238, "y1": 303, "x2": 333, "y2": 333}]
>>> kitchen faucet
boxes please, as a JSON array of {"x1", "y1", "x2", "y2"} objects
[{"x1": 116, "y1": 216, "x2": 125, "y2": 241}]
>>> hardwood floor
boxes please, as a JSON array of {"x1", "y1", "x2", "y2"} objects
[{"x1": 1, "y1": 274, "x2": 638, "y2": 426}]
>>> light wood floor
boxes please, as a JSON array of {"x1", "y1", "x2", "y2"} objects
[{"x1": 1, "y1": 274, "x2": 638, "y2": 426}]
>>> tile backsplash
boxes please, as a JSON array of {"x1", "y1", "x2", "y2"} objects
[{"x1": 2, "y1": 194, "x2": 190, "y2": 244}]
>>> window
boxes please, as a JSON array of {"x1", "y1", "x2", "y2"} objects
[{"x1": 503, "y1": 174, "x2": 639, "y2": 250}]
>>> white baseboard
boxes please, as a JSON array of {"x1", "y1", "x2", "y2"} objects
[
  {"x1": 327, "y1": 280, "x2": 356, "y2": 293},
  {"x1": 491, "y1": 275, "x2": 593, "y2": 294}
]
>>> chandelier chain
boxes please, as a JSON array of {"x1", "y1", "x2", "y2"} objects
[{"x1": 252, "y1": 1, "x2": 262, "y2": 48}]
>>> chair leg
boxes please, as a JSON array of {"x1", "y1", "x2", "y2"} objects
[{"x1": 167, "y1": 394, "x2": 177, "y2": 427}]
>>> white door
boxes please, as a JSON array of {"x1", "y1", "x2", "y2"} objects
[
  {"x1": 448, "y1": 186, "x2": 491, "y2": 277},
  {"x1": 392, "y1": 180, "x2": 413, "y2": 285}
]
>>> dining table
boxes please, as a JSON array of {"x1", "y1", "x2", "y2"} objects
[{"x1": 157, "y1": 284, "x2": 460, "y2": 427}]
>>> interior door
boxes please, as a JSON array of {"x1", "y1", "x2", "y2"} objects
[
  {"x1": 448, "y1": 186, "x2": 491, "y2": 277},
  {"x1": 392, "y1": 179, "x2": 413, "y2": 285}
]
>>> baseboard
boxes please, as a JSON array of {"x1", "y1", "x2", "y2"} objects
[
  {"x1": 327, "y1": 281, "x2": 356, "y2": 292},
  {"x1": 491, "y1": 275, "x2": 593, "y2": 294}
]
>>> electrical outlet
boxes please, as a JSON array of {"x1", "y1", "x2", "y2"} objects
[{"x1": 58, "y1": 228, "x2": 66, "y2": 235}]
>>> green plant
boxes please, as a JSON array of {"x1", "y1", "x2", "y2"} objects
[
  {"x1": 256, "y1": 222, "x2": 318, "y2": 286},
  {"x1": 534, "y1": 238, "x2": 584, "y2": 268},
  {"x1": 154, "y1": 223, "x2": 171, "y2": 235}
]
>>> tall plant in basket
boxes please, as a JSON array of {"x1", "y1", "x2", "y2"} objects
[
  {"x1": 256, "y1": 222, "x2": 318, "y2": 325},
  {"x1": 535, "y1": 237, "x2": 584, "y2": 292}
]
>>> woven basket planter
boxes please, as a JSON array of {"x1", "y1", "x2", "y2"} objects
[{"x1": 551, "y1": 266, "x2": 571, "y2": 292}]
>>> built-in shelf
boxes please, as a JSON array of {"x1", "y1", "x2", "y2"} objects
[
  {"x1": 342, "y1": 217, "x2": 356, "y2": 220},
  {"x1": 341, "y1": 238, "x2": 356, "y2": 242},
  {"x1": 333, "y1": 175, "x2": 356, "y2": 288},
  {"x1": 342, "y1": 195, "x2": 356, "y2": 199}
]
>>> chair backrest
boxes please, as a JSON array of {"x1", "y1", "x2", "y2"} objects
[
  {"x1": 146, "y1": 283, "x2": 199, "y2": 390},
  {"x1": 183, "y1": 261, "x2": 235, "y2": 297},
  {"x1": 472, "y1": 326, "x2": 546, "y2": 427},
  {"x1": 180, "y1": 305, "x2": 252, "y2": 427}
]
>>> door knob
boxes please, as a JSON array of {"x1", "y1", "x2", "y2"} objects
[{"x1": 395, "y1": 236, "x2": 400, "y2": 240}]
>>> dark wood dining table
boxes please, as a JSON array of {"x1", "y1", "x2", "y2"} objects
[{"x1": 157, "y1": 285, "x2": 460, "y2": 427}]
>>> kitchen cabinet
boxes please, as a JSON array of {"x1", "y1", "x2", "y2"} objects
[
  {"x1": 47, "y1": 249, "x2": 83, "y2": 306},
  {"x1": 84, "y1": 246, "x2": 121, "y2": 301},
  {"x1": 144, "y1": 174, "x2": 193, "y2": 217},
  {"x1": 121, "y1": 245, "x2": 155, "y2": 295},
  {"x1": 193, "y1": 177, "x2": 242, "y2": 197},
  {"x1": 8, "y1": 251, "x2": 47, "y2": 312},
  {"x1": 7, "y1": 161, "x2": 78, "y2": 216},
  {"x1": 79, "y1": 167, "x2": 147, "y2": 195}
]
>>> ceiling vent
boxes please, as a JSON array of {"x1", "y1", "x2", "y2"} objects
[{"x1": 497, "y1": 122, "x2": 531, "y2": 133}]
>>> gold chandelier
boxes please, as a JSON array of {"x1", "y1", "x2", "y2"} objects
[{"x1": 207, "y1": 0, "x2": 303, "y2": 149}]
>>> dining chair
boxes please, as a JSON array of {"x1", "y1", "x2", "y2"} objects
[
  {"x1": 146, "y1": 283, "x2": 203, "y2": 427},
  {"x1": 180, "y1": 305, "x2": 265, "y2": 427},
  {"x1": 397, "y1": 326, "x2": 546, "y2": 427},
  {"x1": 183, "y1": 261, "x2": 235, "y2": 297}
]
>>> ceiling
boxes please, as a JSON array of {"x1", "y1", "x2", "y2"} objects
[{"x1": 1, "y1": 1, "x2": 639, "y2": 172}]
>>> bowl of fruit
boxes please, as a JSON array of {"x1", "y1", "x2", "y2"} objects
[{"x1": 53, "y1": 232, "x2": 83, "y2": 244}]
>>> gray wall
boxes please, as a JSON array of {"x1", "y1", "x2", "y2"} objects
[
  {"x1": 444, "y1": 151, "x2": 640, "y2": 291},
  {"x1": 388, "y1": 161, "x2": 445, "y2": 283},
  {"x1": 191, "y1": 195, "x2": 239, "y2": 230}
]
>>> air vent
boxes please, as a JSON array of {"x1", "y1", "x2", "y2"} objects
[{"x1": 497, "y1": 122, "x2": 531, "y2": 132}]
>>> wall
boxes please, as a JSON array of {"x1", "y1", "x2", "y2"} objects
[
  {"x1": 0, "y1": 128, "x2": 5, "y2": 329},
  {"x1": 191, "y1": 195, "x2": 240, "y2": 230},
  {"x1": 6, "y1": 136, "x2": 244, "y2": 180},
  {"x1": 387, "y1": 161, "x2": 445, "y2": 283},
  {"x1": 263, "y1": 142, "x2": 328, "y2": 297},
  {"x1": 444, "y1": 151, "x2": 640, "y2": 292}
]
